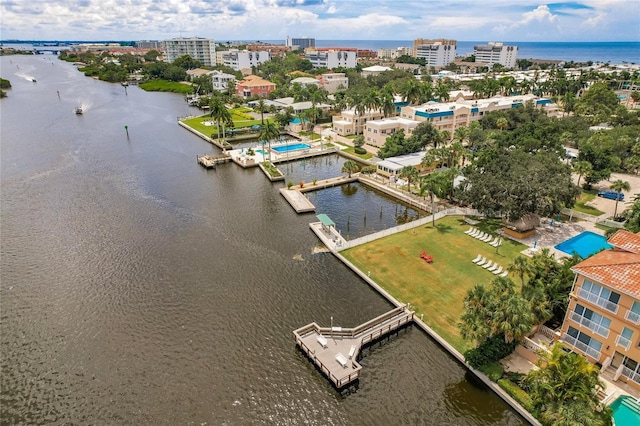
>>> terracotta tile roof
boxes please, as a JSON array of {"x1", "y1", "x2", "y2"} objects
[
  {"x1": 572, "y1": 250, "x2": 640, "y2": 299},
  {"x1": 608, "y1": 230, "x2": 640, "y2": 254}
]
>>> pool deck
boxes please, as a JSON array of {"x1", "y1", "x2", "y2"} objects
[{"x1": 497, "y1": 218, "x2": 607, "y2": 260}]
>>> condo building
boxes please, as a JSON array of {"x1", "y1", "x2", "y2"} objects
[
  {"x1": 377, "y1": 47, "x2": 412, "y2": 60},
  {"x1": 473, "y1": 42, "x2": 519, "y2": 68},
  {"x1": 286, "y1": 36, "x2": 316, "y2": 50},
  {"x1": 220, "y1": 50, "x2": 271, "y2": 71},
  {"x1": 211, "y1": 70, "x2": 236, "y2": 93},
  {"x1": 559, "y1": 230, "x2": 640, "y2": 392},
  {"x1": 305, "y1": 48, "x2": 358, "y2": 69},
  {"x1": 317, "y1": 72, "x2": 349, "y2": 93},
  {"x1": 164, "y1": 37, "x2": 216, "y2": 67},
  {"x1": 413, "y1": 38, "x2": 457, "y2": 67}
]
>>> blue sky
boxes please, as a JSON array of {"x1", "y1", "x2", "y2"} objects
[{"x1": 1, "y1": 0, "x2": 638, "y2": 42}]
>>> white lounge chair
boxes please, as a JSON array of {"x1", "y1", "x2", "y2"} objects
[
  {"x1": 317, "y1": 335, "x2": 328, "y2": 348},
  {"x1": 336, "y1": 353, "x2": 348, "y2": 368},
  {"x1": 472, "y1": 254, "x2": 482, "y2": 263},
  {"x1": 500, "y1": 271, "x2": 508, "y2": 277},
  {"x1": 491, "y1": 237, "x2": 502, "y2": 247},
  {"x1": 483, "y1": 261, "x2": 494, "y2": 269},
  {"x1": 348, "y1": 345, "x2": 356, "y2": 359},
  {"x1": 488, "y1": 263, "x2": 499, "y2": 272},
  {"x1": 465, "y1": 227, "x2": 475, "y2": 235},
  {"x1": 476, "y1": 257, "x2": 487, "y2": 267},
  {"x1": 482, "y1": 234, "x2": 493, "y2": 243},
  {"x1": 492, "y1": 266, "x2": 502, "y2": 274},
  {"x1": 469, "y1": 229, "x2": 480, "y2": 237},
  {"x1": 474, "y1": 231, "x2": 485, "y2": 239},
  {"x1": 488, "y1": 236, "x2": 499, "y2": 245}
]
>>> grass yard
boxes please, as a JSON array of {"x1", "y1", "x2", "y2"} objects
[
  {"x1": 139, "y1": 80, "x2": 193, "y2": 94},
  {"x1": 573, "y1": 190, "x2": 605, "y2": 216},
  {"x1": 341, "y1": 216, "x2": 526, "y2": 353},
  {"x1": 343, "y1": 146, "x2": 374, "y2": 160},
  {"x1": 181, "y1": 113, "x2": 270, "y2": 137}
]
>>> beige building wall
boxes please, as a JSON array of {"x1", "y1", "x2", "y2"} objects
[
  {"x1": 561, "y1": 274, "x2": 640, "y2": 391},
  {"x1": 331, "y1": 109, "x2": 385, "y2": 136}
]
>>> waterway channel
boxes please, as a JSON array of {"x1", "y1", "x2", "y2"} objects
[{"x1": 0, "y1": 54, "x2": 526, "y2": 424}]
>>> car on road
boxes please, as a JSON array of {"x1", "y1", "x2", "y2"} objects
[{"x1": 597, "y1": 190, "x2": 624, "y2": 201}]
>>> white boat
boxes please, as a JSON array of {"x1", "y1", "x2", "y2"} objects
[{"x1": 75, "y1": 106, "x2": 83, "y2": 114}]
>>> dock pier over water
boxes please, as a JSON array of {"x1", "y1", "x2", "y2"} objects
[{"x1": 293, "y1": 306, "x2": 414, "y2": 388}]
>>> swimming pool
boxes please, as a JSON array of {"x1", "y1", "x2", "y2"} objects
[
  {"x1": 271, "y1": 143, "x2": 311, "y2": 153},
  {"x1": 610, "y1": 395, "x2": 640, "y2": 426},
  {"x1": 554, "y1": 231, "x2": 612, "y2": 258},
  {"x1": 290, "y1": 118, "x2": 309, "y2": 124}
]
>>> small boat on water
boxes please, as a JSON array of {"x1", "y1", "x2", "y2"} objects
[
  {"x1": 31, "y1": 78, "x2": 36, "y2": 82},
  {"x1": 75, "y1": 106, "x2": 83, "y2": 114}
]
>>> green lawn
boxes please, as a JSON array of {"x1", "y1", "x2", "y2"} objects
[
  {"x1": 181, "y1": 113, "x2": 270, "y2": 138},
  {"x1": 139, "y1": 80, "x2": 193, "y2": 94},
  {"x1": 573, "y1": 190, "x2": 605, "y2": 216},
  {"x1": 341, "y1": 216, "x2": 526, "y2": 353},
  {"x1": 343, "y1": 146, "x2": 374, "y2": 160}
]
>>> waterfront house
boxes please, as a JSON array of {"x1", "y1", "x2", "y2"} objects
[
  {"x1": 559, "y1": 230, "x2": 640, "y2": 392},
  {"x1": 332, "y1": 108, "x2": 385, "y2": 136},
  {"x1": 236, "y1": 75, "x2": 276, "y2": 99},
  {"x1": 364, "y1": 117, "x2": 420, "y2": 148}
]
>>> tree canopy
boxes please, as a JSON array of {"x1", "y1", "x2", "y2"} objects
[{"x1": 461, "y1": 149, "x2": 579, "y2": 221}]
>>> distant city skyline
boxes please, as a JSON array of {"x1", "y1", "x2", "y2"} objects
[{"x1": 2, "y1": 1, "x2": 638, "y2": 43}]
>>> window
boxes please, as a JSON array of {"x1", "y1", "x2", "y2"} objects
[
  {"x1": 627, "y1": 301, "x2": 640, "y2": 324},
  {"x1": 565, "y1": 326, "x2": 603, "y2": 359},
  {"x1": 617, "y1": 327, "x2": 634, "y2": 349},
  {"x1": 579, "y1": 280, "x2": 620, "y2": 313},
  {"x1": 572, "y1": 304, "x2": 610, "y2": 337}
]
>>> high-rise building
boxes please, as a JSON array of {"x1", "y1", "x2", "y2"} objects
[
  {"x1": 163, "y1": 37, "x2": 216, "y2": 67},
  {"x1": 286, "y1": 36, "x2": 315, "y2": 50},
  {"x1": 413, "y1": 38, "x2": 456, "y2": 67},
  {"x1": 220, "y1": 50, "x2": 271, "y2": 71},
  {"x1": 305, "y1": 48, "x2": 357, "y2": 69},
  {"x1": 136, "y1": 40, "x2": 163, "y2": 50},
  {"x1": 473, "y1": 42, "x2": 518, "y2": 68}
]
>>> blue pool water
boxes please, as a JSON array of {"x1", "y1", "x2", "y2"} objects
[
  {"x1": 289, "y1": 118, "x2": 309, "y2": 124},
  {"x1": 272, "y1": 143, "x2": 311, "y2": 153},
  {"x1": 554, "y1": 231, "x2": 612, "y2": 258},
  {"x1": 610, "y1": 396, "x2": 640, "y2": 426}
]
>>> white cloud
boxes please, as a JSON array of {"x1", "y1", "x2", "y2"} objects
[{"x1": 521, "y1": 5, "x2": 557, "y2": 25}]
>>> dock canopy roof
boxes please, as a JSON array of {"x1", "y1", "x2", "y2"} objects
[{"x1": 316, "y1": 214, "x2": 335, "y2": 227}]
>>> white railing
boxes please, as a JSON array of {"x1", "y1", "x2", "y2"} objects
[
  {"x1": 577, "y1": 288, "x2": 619, "y2": 314},
  {"x1": 570, "y1": 312, "x2": 610, "y2": 338},
  {"x1": 522, "y1": 336, "x2": 549, "y2": 354},
  {"x1": 621, "y1": 366, "x2": 640, "y2": 385},
  {"x1": 561, "y1": 334, "x2": 601, "y2": 360},
  {"x1": 539, "y1": 325, "x2": 559, "y2": 341},
  {"x1": 616, "y1": 334, "x2": 632, "y2": 350},
  {"x1": 625, "y1": 309, "x2": 640, "y2": 325}
]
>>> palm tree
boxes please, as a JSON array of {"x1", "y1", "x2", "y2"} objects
[
  {"x1": 401, "y1": 79, "x2": 422, "y2": 106},
  {"x1": 209, "y1": 96, "x2": 232, "y2": 143},
  {"x1": 419, "y1": 172, "x2": 446, "y2": 224},
  {"x1": 496, "y1": 117, "x2": 508, "y2": 132},
  {"x1": 257, "y1": 121, "x2": 280, "y2": 163},
  {"x1": 399, "y1": 166, "x2": 419, "y2": 193},
  {"x1": 573, "y1": 160, "x2": 592, "y2": 188},
  {"x1": 341, "y1": 160, "x2": 360, "y2": 178},
  {"x1": 507, "y1": 256, "x2": 531, "y2": 290},
  {"x1": 610, "y1": 179, "x2": 631, "y2": 217},
  {"x1": 255, "y1": 99, "x2": 267, "y2": 124}
]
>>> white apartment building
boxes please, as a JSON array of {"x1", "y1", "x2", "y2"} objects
[
  {"x1": 474, "y1": 42, "x2": 518, "y2": 68},
  {"x1": 286, "y1": 36, "x2": 315, "y2": 50},
  {"x1": 211, "y1": 70, "x2": 236, "y2": 93},
  {"x1": 399, "y1": 94, "x2": 551, "y2": 134},
  {"x1": 164, "y1": 37, "x2": 216, "y2": 67},
  {"x1": 377, "y1": 47, "x2": 412, "y2": 59},
  {"x1": 364, "y1": 117, "x2": 420, "y2": 147},
  {"x1": 220, "y1": 50, "x2": 271, "y2": 71},
  {"x1": 413, "y1": 38, "x2": 457, "y2": 67},
  {"x1": 305, "y1": 49, "x2": 357, "y2": 69},
  {"x1": 318, "y1": 72, "x2": 349, "y2": 93},
  {"x1": 332, "y1": 108, "x2": 385, "y2": 136}
]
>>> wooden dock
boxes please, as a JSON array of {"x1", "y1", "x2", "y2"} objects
[
  {"x1": 293, "y1": 306, "x2": 414, "y2": 389},
  {"x1": 197, "y1": 154, "x2": 231, "y2": 169}
]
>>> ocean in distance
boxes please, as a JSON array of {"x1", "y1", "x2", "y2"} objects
[{"x1": 313, "y1": 40, "x2": 640, "y2": 64}]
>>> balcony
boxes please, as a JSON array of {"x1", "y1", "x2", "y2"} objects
[
  {"x1": 625, "y1": 309, "x2": 640, "y2": 325},
  {"x1": 616, "y1": 334, "x2": 632, "y2": 350},
  {"x1": 621, "y1": 366, "x2": 640, "y2": 386},
  {"x1": 570, "y1": 312, "x2": 610, "y2": 338},
  {"x1": 577, "y1": 288, "x2": 619, "y2": 314},
  {"x1": 561, "y1": 334, "x2": 601, "y2": 360}
]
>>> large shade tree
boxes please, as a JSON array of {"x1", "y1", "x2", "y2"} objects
[
  {"x1": 461, "y1": 149, "x2": 580, "y2": 221},
  {"x1": 257, "y1": 121, "x2": 280, "y2": 163}
]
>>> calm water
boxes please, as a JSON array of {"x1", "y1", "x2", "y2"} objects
[{"x1": 1, "y1": 55, "x2": 526, "y2": 424}]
